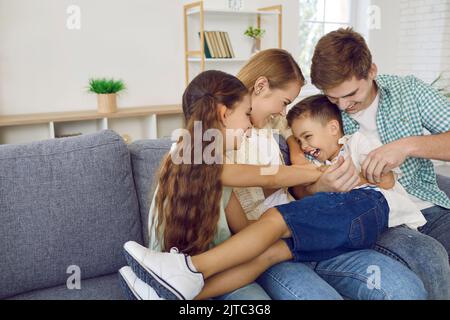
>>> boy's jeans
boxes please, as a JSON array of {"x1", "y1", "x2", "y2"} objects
[{"x1": 277, "y1": 188, "x2": 388, "y2": 262}]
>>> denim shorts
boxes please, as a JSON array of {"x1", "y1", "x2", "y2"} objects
[{"x1": 277, "y1": 188, "x2": 389, "y2": 262}]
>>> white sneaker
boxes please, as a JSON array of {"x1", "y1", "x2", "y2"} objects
[
  {"x1": 123, "y1": 241, "x2": 204, "y2": 300},
  {"x1": 119, "y1": 266, "x2": 164, "y2": 300}
]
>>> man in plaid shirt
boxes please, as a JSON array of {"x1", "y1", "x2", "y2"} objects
[{"x1": 292, "y1": 28, "x2": 450, "y2": 298}]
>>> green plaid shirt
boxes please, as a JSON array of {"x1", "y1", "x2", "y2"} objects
[{"x1": 342, "y1": 74, "x2": 450, "y2": 209}]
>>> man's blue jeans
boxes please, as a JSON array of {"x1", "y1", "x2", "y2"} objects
[
  {"x1": 420, "y1": 174, "x2": 450, "y2": 259},
  {"x1": 215, "y1": 248, "x2": 427, "y2": 300},
  {"x1": 256, "y1": 249, "x2": 427, "y2": 300},
  {"x1": 256, "y1": 175, "x2": 450, "y2": 300},
  {"x1": 373, "y1": 174, "x2": 450, "y2": 300},
  {"x1": 214, "y1": 282, "x2": 271, "y2": 300}
]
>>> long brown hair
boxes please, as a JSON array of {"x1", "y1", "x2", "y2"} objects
[
  {"x1": 153, "y1": 70, "x2": 248, "y2": 255},
  {"x1": 237, "y1": 48, "x2": 305, "y2": 91}
]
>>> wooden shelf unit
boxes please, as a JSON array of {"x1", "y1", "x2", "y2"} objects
[
  {"x1": 0, "y1": 105, "x2": 183, "y2": 144},
  {"x1": 183, "y1": 1, "x2": 283, "y2": 86}
]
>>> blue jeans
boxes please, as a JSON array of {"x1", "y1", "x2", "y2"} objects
[
  {"x1": 420, "y1": 174, "x2": 450, "y2": 260},
  {"x1": 373, "y1": 175, "x2": 450, "y2": 300},
  {"x1": 257, "y1": 249, "x2": 427, "y2": 300},
  {"x1": 214, "y1": 282, "x2": 271, "y2": 300},
  {"x1": 277, "y1": 188, "x2": 388, "y2": 262}
]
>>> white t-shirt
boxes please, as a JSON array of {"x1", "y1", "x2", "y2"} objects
[
  {"x1": 339, "y1": 132, "x2": 427, "y2": 229},
  {"x1": 349, "y1": 94, "x2": 434, "y2": 211}
]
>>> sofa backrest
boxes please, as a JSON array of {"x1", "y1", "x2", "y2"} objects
[
  {"x1": 0, "y1": 130, "x2": 143, "y2": 299},
  {"x1": 128, "y1": 138, "x2": 172, "y2": 247}
]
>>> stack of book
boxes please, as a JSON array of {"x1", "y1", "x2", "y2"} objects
[{"x1": 199, "y1": 31, "x2": 235, "y2": 59}]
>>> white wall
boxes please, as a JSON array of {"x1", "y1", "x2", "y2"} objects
[
  {"x1": 1, "y1": 0, "x2": 447, "y2": 116},
  {"x1": 368, "y1": 0, "x2": 450, "y2": 82},
  {"x1": 396, "y1": 0, "x2": 450, "y2": 83},
  {"x1": 0, "y1": 0, "x2": 298, "y2": 117},
  {"x1": 0, "y1": 0, "x2": 186, "y2": 115},
  {"x1": 367, "y1": 0, "x2": 401, "y2": 75},
  {"x1": 0, "y1": 0, "x2": 299, "y2": 143}
]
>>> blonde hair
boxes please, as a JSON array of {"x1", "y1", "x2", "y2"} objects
[{"x1": 237, "y1": 49, "x2": 305, "y2": 91}]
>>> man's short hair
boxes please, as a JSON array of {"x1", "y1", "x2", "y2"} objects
[{"x1": 311, "y1": 27, "x2": 373, "y2": 90}]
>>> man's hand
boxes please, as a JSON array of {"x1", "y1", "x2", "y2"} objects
[
  {"x1": 308, "y1": 156, "x2": 360, "y2": 193},
  {"x1": 361, "y1": 139, "x2": 409, "y2": 184}
]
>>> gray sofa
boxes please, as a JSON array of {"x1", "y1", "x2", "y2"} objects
[
  {"x1": 0, "y1": 130, "x2": 171, "y2": 300},
  {"x1": 1, "y1": 130, "x2": 449, "y2": 300}
]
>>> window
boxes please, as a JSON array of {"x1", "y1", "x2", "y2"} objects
[{"x1": 299, "y1": 0, "x2": 354, "y2": 79}]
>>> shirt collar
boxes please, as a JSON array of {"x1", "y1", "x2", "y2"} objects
[{"x1": 374, "y1": 75, "x2": 391, "y2": 108}]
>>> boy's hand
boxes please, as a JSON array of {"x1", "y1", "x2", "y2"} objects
[{"x1": 360, "y1": 171, "x2": 396, "y2": 190}]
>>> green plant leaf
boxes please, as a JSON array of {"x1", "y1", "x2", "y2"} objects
[
  {"x1": 244, "y1": 26, "x2": 266, "y2": 39},
  {"x1": 88, "y1": 78, "x2": 126, "y2": 94}
]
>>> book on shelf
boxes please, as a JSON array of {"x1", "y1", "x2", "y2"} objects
[
  {"x1": 219, "y1": 32, "x2": 230, "y2": 58},
  {"x1": 204, "y1": 32, "x2": 216, "y2": 58},
  {"x1": 218, "y1": 32, "x2": 228, "y2": 58},
  {"x1": 198, "y1": 31, "x2": 235, "y2": 59},
  {"x1": 206, "y1": 31, "x2": 218, "y2": 58},
  {"x1": 198, "y1": 32, "x2": 212, "y2": 58},
  {"x1": 224, "y1": 32, "x2": 235, "y2": 58},
  {"x1": 211, "y1": 31, "x2": 224, "y2": 58}
]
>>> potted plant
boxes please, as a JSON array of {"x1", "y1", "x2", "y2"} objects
[
  {"x1": 244, "y1": 26, "x2": 266, "y2": 54},
  {"x1": 88, "y1": 78, "x2": 126, "y2": 114}
]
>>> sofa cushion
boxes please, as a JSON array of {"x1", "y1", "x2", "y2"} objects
[
  {"x1": 128, "y1": 138, "x2": 172, "y2": 246},
  {"x1": 0, "y1": 130, "x2": 142, "y2": 299},
  {"x1": 7, "y1": 273, "x2": 125, "y2": 300}
]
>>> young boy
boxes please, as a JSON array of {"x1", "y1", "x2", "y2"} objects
[{"x1": 285, "y1": 94, "x2": 426, "y2": 230}]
